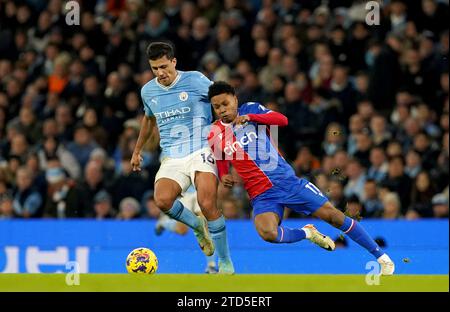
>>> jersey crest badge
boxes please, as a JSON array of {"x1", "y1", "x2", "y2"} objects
[{"x1": 179, "y1": 92, "x2": 188, "y2": 101}]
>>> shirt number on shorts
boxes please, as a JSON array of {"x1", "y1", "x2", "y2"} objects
[
  {"x1": 305, "y1": 182, "x2": 325, "y2": 197},
  {"x1": 201, "y1": 152, "x2": 215, "y2": 165}
]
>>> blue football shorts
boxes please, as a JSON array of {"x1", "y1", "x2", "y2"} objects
[{"x1": 250, "y1": 177, "x2": 329, "y2": 221}]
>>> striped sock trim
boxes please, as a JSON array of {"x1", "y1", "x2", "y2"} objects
[
  {"x1": 209, "y1": 226, "x2": 226, "y2": 234},
  {"x1": 344, "y1": 219, "x2": 355, "y2": 234},
  {"x1": 279, "y1": 227, "x2": 284, "y2": 243},
  {"x1": 166, "y1": 202, "x2": 183, "y2": 219}
]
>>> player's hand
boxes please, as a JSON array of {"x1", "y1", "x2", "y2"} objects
[
  {"x1": 221, "y1": 174, "x2": 235, "y2": 188},
  {"x1": 233, "y1": 115, "x2": 250, "y2": 126},
  {"x1": 131, "y1": 152, "x2": 143, "y2": 171}
]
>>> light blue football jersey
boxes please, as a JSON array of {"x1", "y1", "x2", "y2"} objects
[{"x1": 141, "y1": 71, "x2": 213, "y2": 158}]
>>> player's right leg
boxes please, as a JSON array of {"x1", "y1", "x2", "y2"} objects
[
  {"x1": 195, "y1": 171, "x2": 233, "y2": 273},
  {"x1": 313, "y1": 201, "x2": 395, "y2": 275},
  {"x1": 154, "y1": 178, "x2": 214, "y2": 256},
  {"x1": 180, "y1": 190, "x2": 218, "y2": 273}
]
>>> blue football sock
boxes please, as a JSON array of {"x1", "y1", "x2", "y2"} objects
[
  {"x1": 165, "y1": 200, "x2": 200, "y2": 230},
  {"x1": 275, "y1": 226, "x2": 307, "y2": 243},
  {"x1": 339, "y1": 217, "x2": 384, "y2": 258},
  {"x1": 208, "y1": 216, "x2": 232, "y2": 264}
]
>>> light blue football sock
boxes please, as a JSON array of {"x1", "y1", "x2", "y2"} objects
[
  {"x1": 340, "y1": 216, "x2": 384, "y2": 258},
  {"x1": 165, "y1": 200, "x2": 200, "y2": 230},
  {"x1": 206, "y1": 251, "x2": 216, "y2": 266},
  {"x1": 208, "y1": 216, "x2": 232, "y2": 264},
  {"x1": 275, "y1": 226, "x2": 307, "y2": 243}
]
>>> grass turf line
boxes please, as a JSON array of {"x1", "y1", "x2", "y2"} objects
[{"x1": 0, "y1": 274, "x2": 448, "y2": 292}]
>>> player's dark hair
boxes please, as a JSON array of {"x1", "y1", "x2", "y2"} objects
[
  {"x1": 208, "y1": 81, "x2": 235, "y2": 101},
  {"x1": 146, "y1": 42, "x2": 175, "y2": 61}
]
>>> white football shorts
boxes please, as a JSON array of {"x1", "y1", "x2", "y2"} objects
[{"x1": 155, "y1": 147, "x2": 218, "y2": 193}]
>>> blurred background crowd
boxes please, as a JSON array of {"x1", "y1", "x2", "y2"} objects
[{"x1": 0, "y1": 0, "x2": 448, "y2": 221}]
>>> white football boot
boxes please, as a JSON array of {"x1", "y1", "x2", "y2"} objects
[
  {"x1": 193, "y1": 216, "x2": 215, "y2": 256},
  {"x1": 377, "y1": 253, "x2": 395, "y2": 275},
  {"x1": 302, "y1": 224, "x2": 336, "y2": 251}
]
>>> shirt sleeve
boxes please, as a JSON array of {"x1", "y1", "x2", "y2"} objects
[
  {"x1": 244, "y1": 102, "x2": 272, "y2": 114},
  {"x1": 141, "y1": 87, "x2": 154, "y2": 117},
  {"x1": 247, "y1": 111, "x2": 288, "y2": 126},
  {"x1": 243, "y1": 103, "x2": 288, "y2": 126},
  {"x1": 194, "y1": 72, "x2": 213, "y2": 100}
]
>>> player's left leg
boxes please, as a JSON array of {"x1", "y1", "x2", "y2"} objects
[
  {"x1": 195, "y1": 171, "x2": 234, "y2": 274},
  {"x1": 182, "y1": 190, "x2": 218, "y2": 273},
  {"x1": 254, "y1": 212, "x2": 308, "y2": 243},
  {"x1": 313, "y1": 202, "x2": 395, "y2": 275}
]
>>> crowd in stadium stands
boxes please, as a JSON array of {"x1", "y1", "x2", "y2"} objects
[{"x1": 0, "y1": 0, "x2": 448, "y2": 220}]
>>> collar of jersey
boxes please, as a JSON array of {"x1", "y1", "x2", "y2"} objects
[
  {"x1": 220, "y1": 112, "x2": 242, "y2": 128},
  {"x1": 155, "y1": 71, "x2": 182, "y2": 90}
]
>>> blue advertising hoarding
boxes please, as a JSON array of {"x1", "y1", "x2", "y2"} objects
[{"x1": 0, "y1": 219, "x2": 448, "y2": 274}]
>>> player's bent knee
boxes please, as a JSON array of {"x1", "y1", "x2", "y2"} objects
[
  {"x1": 154, "y1": 195, "x2": 176, "y2": 212},
  {"x1": 257, "y1": 227, "x2": 278, "y2": 242}
]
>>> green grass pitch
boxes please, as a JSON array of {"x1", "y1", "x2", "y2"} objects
[{"x1": 0, "y1": 274, "x2": 448, "y2": 292}]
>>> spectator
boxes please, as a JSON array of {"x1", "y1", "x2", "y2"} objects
[
  {"x1": 370, "y1": 114, "x2": 392, "y2": 148},
  {"x1": 347, "y1": 114, "x2": 366, "y2": 156},
  {"x1": 413, "y1": 131, "x2": 439, "y2": 170},
  {"x1": 405, "y1": 149, "x2": 422, "y2": 179},
  {"x1": 6, "y1": 106, "x2": 42, "y2": 144},
  {"x1": 54, "y1": 104, "x2": 74, "y2": 143},
  {"x1": 117, "y1": 197, "x2": 141, "y2": 220},
  {"x1": 381, "y1": 156, "x2": 412, "y2": 214},
  {"x1": 353, "y1": 132, "x2": 373, "y2": 169},
  {"x1": 12, "y1": 166, "x2": 43, "y2": 218},
  {"x1": 293, "y1": 146, "x2": 321, "y2": 179},
  {"x1": 109, "y1": 153, "x2": 149, "y2": 209},
  {"x1": 367, "y1": 147, "x2": 389, "y2": 183},
  {"x1": 328, "y1": 178, "x2": 347, "y2": 212},
  {"x1": 330, "y1": 65, "x2": 357, "y2": 122},
  {"x1": 382, "y1": 192, "x2": 402, "y2": 219},
  {"x1": 408, "y1": 171, "x2": 436, "y2": 218},
  {"x1": 345, "y1": 195, "x2": 363, "y2": 219},
  {"x1": 93, "y1": 190, "x2": 116, "y2": 220},
  {"x1": 322, "y1": 122, "x2": 345, "y2": 156},
  {"x1": 37, "y1": 136, "x2": 81, "y2": 180},
  {"x1": 432, "y1": 193, "x2": 449, "y2": 218},
  {"x1": 344, "y1": 158, "x2": 366, "y2": 201},
  {"x1": 0, "y1": 194, "x2": 14, "y2": 219},
  {"x1": 43, "y1": 167, "x2": 83, "y2": 218},
  {"x1": 78, "y1": 160, "x2": 106, "y2": 216},
  {"x1": 8, "y1": 132, "x2": 29, "y2": 163},
  {"x1": 368, "y1": 32, "x2": 403, "y2": 113},
  {"x1": 363, "y1": 179, "x2": 384, "y2": 218},
  {"x1": 66, "y1": 124, "x2": 99, "y2": 169},
  {"x1": 82, "y1": 107, "x2": 109, "y2": 150}
]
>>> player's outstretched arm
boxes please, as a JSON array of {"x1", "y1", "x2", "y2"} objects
[
  {"x1": 236, "y1": 112, "x2": 288, "y2": 127},
  {"x1": 131, "y1": 115, "x2": 156, "y2": 171}
]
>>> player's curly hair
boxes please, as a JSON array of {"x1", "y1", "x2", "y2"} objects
[
  {"x1": 208, "y1": 81, "x2": 235, "y2": 101},
  {"x1": 146, "y1": 41, "x2": 175, "y2": 60}
]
